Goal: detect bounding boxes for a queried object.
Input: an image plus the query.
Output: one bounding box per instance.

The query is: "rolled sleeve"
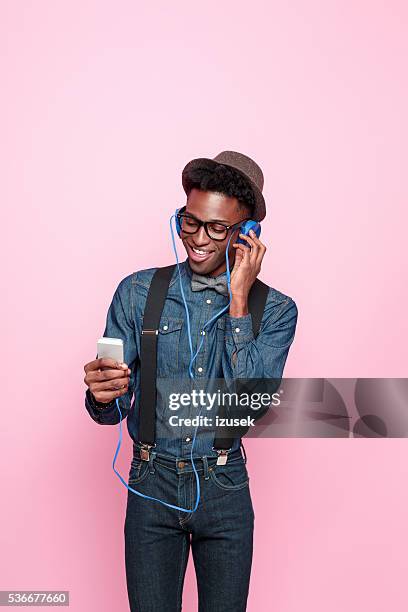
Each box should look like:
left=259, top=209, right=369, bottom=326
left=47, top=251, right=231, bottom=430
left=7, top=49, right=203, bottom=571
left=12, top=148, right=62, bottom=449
left=225, top=313, right=254, bottom=345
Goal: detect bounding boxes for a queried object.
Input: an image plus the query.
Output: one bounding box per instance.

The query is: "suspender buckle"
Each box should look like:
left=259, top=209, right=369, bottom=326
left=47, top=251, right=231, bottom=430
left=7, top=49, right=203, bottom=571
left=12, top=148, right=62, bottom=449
left=139, top=443, right=155, bottom=461
left=215, top=449, right=229, bottom=466
left=141, top=329, right=158, bottom=335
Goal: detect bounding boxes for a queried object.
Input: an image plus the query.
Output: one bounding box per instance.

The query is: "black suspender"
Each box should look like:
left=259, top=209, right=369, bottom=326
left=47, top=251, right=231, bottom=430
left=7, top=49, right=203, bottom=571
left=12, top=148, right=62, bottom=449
left=138, top=264, right=269, bottom=459
left=138, top=265, right=176, bottom=455
left=248, top=277, right=269, bottom=337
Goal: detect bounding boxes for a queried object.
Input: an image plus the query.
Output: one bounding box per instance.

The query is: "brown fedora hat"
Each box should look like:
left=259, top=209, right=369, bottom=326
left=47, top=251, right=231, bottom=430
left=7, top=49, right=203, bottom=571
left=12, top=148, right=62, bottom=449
left=181, top=150, right=266, bottom=221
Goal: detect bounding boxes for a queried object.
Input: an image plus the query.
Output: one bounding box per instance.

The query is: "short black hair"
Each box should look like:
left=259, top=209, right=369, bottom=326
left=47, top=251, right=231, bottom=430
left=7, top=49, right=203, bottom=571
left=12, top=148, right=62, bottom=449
left=184, top=163, right=256, bottom=216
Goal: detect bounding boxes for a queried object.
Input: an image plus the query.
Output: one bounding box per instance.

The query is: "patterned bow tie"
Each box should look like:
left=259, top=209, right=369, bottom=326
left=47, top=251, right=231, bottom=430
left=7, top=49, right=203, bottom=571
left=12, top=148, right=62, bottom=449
left=191, top=272, right=229, bottom=296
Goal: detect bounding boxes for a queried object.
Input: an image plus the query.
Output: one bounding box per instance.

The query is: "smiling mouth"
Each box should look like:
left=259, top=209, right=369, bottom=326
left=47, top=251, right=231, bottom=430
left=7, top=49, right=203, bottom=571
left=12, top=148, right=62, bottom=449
left=186, top=243, right=214, bottom=262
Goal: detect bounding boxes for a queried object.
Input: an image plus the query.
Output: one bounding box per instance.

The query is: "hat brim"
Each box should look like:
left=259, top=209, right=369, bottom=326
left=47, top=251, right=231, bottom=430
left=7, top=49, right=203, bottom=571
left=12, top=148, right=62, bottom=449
left=182, top=157, right=266, bottom=222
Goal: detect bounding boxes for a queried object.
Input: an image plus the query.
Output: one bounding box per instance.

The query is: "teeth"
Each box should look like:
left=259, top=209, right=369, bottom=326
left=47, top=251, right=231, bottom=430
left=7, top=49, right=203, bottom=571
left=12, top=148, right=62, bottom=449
left=192, top=247, right=208, bottom=255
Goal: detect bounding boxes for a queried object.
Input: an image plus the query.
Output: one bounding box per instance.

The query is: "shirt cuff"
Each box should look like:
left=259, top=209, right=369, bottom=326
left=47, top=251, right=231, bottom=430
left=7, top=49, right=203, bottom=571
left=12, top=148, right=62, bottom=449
left=85, top=388, right=117, bottom=422
left=226, top=313, right=254, bottom=345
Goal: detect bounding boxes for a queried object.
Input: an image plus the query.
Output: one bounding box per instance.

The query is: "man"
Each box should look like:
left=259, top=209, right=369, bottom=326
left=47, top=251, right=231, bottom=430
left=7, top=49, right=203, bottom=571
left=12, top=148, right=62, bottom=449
left=83, top=151, right=298, bottom=612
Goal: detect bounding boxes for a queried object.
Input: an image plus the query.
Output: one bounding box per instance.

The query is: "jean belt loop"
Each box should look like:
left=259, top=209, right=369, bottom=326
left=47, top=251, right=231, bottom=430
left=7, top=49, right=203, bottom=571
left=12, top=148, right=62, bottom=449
left=240, top=440, right=247, bottom=464
left=148, top=450, right=156, bottom=474
left=202, top=455, right=210, bottom=480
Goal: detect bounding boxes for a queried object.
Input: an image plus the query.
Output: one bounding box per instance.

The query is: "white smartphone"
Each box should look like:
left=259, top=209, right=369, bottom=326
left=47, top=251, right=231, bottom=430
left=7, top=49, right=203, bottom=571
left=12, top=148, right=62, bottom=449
left=97, top=337, right=124, bottom=363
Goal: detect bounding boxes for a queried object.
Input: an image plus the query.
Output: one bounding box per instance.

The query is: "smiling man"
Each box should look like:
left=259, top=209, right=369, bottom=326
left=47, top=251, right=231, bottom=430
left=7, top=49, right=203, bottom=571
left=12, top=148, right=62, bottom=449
left=179, top=187, right=265, bottom=319
left=83, top=151, right=298, bottom=612
left=181, top=188, right=252, bottom=276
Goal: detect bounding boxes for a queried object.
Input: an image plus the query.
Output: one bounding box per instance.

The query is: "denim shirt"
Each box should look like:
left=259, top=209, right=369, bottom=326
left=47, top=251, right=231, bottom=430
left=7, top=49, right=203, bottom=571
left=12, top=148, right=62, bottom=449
left=85, top=259, right=298, bottom=458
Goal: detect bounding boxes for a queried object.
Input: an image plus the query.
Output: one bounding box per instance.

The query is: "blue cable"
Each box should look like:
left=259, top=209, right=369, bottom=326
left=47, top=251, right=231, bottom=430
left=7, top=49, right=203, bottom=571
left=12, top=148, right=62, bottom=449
left=186, top=230, right=234, bottom=378
left=111, top=212, right=234, bottom=513
left=112, top=399, right=203, bottom=513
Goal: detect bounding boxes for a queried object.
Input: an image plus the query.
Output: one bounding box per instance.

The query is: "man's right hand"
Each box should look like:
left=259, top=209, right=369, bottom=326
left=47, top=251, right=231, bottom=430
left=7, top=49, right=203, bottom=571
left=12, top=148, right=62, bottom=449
left=84, top=358, right=131, bottom=405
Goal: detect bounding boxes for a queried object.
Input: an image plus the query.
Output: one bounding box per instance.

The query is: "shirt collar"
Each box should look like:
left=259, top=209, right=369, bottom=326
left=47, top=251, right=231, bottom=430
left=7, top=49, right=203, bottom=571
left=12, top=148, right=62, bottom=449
left=182, top=257, right=228, bottom=282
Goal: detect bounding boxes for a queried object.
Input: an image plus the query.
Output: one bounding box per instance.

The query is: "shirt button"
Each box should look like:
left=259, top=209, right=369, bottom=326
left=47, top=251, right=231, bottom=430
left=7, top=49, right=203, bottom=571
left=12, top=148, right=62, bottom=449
left=178, top=461, right=185, bottom=469
left=185, top=437, right=191, bottom=443
left=206, top=299, right=212, bottom=304
left=197, top=367, right=203, bottom=373
left=201, top=330, right=206, bottom=335
left=163, top=325, right=168, bottom=331
left=235, top=327, right=240, bottom=333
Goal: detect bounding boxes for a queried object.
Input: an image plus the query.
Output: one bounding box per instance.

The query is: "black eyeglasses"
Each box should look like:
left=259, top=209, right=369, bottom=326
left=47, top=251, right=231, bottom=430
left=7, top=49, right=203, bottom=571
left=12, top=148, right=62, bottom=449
left=176, top=207, right=249, bottom=241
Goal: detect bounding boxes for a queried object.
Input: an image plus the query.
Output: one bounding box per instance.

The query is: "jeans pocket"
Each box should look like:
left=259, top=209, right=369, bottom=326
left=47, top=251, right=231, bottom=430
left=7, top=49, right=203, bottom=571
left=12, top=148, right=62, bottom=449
left=128, top=458, right=150, bottom=485
left=209, top=458, right=249, bottom=491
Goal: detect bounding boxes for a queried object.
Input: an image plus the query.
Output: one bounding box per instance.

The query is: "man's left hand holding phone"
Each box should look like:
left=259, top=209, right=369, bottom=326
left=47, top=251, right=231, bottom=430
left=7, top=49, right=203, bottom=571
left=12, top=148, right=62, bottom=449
left=84, top=338, right=130, bottom=409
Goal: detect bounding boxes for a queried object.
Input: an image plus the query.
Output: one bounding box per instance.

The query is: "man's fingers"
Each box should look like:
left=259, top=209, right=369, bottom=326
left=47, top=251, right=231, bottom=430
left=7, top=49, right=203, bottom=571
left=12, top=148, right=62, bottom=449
left=91, top=376, right=130, bottom=394
left=92, top=387, right=129, bottom=403
left=248, top=230, right=263, bottom=246
left=247, top=231, right=261, bottom=265
left=98, top=357, right=128, bottom=370
left=84, top=357, right=128, bottom=374
left=238, top=233, right=256, bottom=249
left=232, top=244, right=244, bottom=264
left=234, top=242, right=251, bottom=265
left=248, top=229, right=266, bottom=250
left=248, top=230, right=266, bottom=267
left=231, top=231, right=267, bottom=278
left=87, top=367, right=130, bottom=381
left=250, top=233, right=266, bottom=252
left=232, top=243, right=248, bottom=256
left=238, top=234, right=260, bottom=265
left=85, top=358, right=117, bottom=373
left=84, top=367, right=131, bottom=387
left=256, top=249, right=266, bottom=268
left=255, top=241, right=267, bottom=267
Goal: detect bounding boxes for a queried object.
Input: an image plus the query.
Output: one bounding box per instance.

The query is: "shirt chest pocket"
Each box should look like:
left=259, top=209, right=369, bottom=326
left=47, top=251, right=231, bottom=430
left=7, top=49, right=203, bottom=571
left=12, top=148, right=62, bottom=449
left=156, top=317, right=184, bottom=377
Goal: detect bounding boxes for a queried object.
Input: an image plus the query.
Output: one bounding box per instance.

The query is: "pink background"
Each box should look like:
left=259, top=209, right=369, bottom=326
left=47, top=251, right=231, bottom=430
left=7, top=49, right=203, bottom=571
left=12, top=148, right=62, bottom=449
left=2, top=1, right=408, bottom=610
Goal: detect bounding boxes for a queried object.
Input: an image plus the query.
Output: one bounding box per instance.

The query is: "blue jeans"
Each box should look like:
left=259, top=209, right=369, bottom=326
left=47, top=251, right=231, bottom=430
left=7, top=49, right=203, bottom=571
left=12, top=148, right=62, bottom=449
left=124, top=444, right=255, bottom=612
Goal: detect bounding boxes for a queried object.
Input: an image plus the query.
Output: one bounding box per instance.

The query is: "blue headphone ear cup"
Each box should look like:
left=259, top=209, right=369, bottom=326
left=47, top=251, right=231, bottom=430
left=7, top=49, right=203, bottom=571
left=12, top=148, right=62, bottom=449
left=236, top=220, right=261, bottom=245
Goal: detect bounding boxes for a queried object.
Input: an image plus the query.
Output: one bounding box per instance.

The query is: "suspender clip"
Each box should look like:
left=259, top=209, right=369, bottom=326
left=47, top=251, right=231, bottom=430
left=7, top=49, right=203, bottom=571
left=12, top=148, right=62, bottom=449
left=215, top=449, right=229, bottom=466
left=139, top=443, right=155, bottom=461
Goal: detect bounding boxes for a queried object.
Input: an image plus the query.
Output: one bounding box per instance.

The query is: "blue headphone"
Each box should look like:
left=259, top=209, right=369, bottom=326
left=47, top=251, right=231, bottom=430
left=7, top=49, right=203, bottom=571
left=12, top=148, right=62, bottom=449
left=175, top=206, right=261, bottom=244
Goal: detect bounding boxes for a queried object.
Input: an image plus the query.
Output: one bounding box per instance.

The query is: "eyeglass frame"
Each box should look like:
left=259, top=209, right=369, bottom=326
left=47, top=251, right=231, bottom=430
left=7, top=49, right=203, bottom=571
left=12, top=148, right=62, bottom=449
left=176, top=206, right=250, bottom=242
